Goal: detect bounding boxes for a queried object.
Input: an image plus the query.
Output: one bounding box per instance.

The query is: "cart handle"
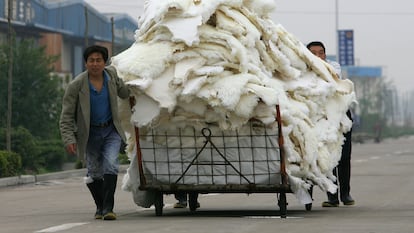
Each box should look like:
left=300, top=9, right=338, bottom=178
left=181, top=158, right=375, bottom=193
left=276, top=105, right=288, bottom=185
left=129, top=96, right=147, bottom=187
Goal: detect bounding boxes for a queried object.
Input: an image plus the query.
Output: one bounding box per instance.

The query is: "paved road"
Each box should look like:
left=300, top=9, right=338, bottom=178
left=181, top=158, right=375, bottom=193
left=1, top=137, right=414, bottom=233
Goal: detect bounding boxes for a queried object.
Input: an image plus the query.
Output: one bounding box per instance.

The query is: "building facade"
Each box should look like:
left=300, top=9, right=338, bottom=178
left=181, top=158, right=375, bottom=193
left=0, top=0, right=138, bottom=80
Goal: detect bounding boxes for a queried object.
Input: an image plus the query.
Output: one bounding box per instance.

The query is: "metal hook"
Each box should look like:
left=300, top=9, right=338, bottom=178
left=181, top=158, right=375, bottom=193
left=201, top=128, right=212, bottom=138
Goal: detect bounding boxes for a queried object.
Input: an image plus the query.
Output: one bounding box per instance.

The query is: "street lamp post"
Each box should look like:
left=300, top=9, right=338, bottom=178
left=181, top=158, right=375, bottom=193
left=7, top=0, right=14, bottom=151
left=335, top=0, right=339, bottom=62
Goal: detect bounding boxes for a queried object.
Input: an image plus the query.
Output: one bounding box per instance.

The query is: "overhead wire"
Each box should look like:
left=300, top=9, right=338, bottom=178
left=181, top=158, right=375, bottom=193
left=276, top=11, right=414, bottom=16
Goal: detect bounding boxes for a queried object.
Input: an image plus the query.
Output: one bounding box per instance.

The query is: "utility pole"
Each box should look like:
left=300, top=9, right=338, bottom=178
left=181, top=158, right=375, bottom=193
left=335, top=0, right=339, bottom=62
left=111, top=17, right=115, bottom=56
left=6, top=0, right=14, bottom=151
left=84, top=6, right=89, bottom=48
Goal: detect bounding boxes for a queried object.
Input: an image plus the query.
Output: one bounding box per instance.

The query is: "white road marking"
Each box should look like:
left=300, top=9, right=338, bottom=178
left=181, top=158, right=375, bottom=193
left=202, top=193, right=219, bottom=197
left=135, top=203, right=174, bottom=212
left=354, top=150, right=413, bottom=163
left=354, top=159, right=368, bottom=163
left=393, top=150, right=410, bottom=155
left=244, top=216, right=304, bottom=219
left=34, top=222, right=89, bottom=233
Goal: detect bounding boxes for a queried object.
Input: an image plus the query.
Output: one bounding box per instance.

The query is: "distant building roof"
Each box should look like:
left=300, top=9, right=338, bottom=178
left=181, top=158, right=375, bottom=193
left=103, top=13, right=137, bottom=23
left=343, top=66, right=382, bottom=78
left=0, top=0, right=137, bottom=44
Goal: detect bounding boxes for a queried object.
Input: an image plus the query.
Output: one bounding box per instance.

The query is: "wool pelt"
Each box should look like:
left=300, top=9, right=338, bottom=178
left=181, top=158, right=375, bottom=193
left=112, top=0, right=357, bottom=205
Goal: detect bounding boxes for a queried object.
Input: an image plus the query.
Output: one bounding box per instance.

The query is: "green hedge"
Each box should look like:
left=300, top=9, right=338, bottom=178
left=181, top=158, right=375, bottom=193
left=0, top=127, right=38, bottom=172
left=0, top=127, right=66, bottom=174
left=0, top=150, right=22, bottom=178
left=36, top=139, right=65, bottom=172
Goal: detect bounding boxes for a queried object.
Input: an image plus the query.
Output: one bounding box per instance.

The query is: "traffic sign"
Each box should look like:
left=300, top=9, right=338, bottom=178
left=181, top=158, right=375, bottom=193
left=338, top=30, right=354, bottom=66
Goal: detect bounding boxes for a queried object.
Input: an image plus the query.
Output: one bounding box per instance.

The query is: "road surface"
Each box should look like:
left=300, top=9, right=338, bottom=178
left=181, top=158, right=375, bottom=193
left=1, top=136, right=414, bottom=233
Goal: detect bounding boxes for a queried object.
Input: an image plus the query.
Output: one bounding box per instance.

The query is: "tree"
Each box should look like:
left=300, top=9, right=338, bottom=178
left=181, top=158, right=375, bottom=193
left=0, top=39, right=62, bottom=139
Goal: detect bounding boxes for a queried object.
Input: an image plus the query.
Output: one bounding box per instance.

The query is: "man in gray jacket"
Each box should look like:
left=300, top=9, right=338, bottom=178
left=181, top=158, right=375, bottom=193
left=59, top=45, right=130, bottom=220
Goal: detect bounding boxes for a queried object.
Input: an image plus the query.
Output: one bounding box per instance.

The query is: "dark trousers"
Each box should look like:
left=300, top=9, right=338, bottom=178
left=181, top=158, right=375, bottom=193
left=328, top=110, right=352, bottom=202
left=338, top=127, right=352, bottom=200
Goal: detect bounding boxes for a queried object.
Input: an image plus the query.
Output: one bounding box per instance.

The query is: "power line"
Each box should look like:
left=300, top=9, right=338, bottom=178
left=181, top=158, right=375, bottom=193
left=84, top=1, right=142, bottom=9
left=276, top=11, right=414, bottom=16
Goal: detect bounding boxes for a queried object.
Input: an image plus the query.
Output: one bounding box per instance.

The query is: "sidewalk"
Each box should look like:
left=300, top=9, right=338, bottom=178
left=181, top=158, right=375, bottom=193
left=0, top=164, right=129, bottom=188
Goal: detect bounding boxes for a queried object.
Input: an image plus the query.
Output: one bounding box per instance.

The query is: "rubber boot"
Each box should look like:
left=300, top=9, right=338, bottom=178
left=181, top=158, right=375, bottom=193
left=86, top=179, right=103, bottom=219
left=102, top=174, right=117, bottom=220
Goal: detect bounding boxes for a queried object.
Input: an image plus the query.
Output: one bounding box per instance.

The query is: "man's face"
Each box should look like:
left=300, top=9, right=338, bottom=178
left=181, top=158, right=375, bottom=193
left=309, top=45, right=326, bottom=61
left=85, top=52, right=106, bottom=77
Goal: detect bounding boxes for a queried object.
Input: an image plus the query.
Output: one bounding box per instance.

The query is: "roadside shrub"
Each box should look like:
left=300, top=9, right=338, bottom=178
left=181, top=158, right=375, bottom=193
left=0, top=128, right=67, bottom=174
left=0, top=150, right=22, bottom=177
left=35, top=139, right=65, bottom=173
left=119, top=153, right=130, bottom=165
left=75, top=159, right=83, bottom=169
left=0, top=127, right=38, bottom=173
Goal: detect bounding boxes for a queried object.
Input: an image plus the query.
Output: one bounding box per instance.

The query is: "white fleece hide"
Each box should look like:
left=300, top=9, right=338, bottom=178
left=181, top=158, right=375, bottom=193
left=160, top=15, right=202, bottom=46
left=114, top=0, right=357, bottom=206
left=130, top=94, right=161, bottom=128
left=143, top=66, right=177, bottom=111
left=173, top=57, right=206, bottom=86
left=112, top=42, right=177, bottom=87
left=243, top=0, right=277, bottom=17
left=180, top=75, right=207, bottom=97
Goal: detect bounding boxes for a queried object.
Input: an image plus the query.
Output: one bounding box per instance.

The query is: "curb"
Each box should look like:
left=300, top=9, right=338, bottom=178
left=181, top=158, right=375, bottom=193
left=0, top=165, right=129, bottom=188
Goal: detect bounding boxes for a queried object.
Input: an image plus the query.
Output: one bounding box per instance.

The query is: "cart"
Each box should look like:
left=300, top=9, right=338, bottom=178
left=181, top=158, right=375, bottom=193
left=129, top=97, right=312, bottom=218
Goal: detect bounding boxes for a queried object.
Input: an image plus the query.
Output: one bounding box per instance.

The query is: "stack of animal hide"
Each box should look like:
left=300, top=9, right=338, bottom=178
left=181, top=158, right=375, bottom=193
left=112, top=0, right=356, bottom=205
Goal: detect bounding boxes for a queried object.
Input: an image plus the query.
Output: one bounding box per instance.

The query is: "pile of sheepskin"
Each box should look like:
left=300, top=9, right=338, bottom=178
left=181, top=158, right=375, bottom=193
left=112, top=0, right=356, bottom=205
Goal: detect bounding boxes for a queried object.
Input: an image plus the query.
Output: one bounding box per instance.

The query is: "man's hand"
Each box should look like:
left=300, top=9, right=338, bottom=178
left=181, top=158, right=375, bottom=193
left=66, top=144, right=77, bottom=155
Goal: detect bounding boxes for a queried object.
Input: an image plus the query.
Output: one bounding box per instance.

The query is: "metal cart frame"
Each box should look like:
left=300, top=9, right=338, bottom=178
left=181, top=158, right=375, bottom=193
left=129, top=97, right=311, bottom=217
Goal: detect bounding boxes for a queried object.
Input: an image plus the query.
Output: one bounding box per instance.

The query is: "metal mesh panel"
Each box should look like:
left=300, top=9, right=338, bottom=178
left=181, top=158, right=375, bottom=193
left=138, top=121, right=281, bottom=186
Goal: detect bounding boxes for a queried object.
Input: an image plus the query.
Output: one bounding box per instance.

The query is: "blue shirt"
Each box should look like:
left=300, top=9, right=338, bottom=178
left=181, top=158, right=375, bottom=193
left=89, top=71, right=112, bottom=125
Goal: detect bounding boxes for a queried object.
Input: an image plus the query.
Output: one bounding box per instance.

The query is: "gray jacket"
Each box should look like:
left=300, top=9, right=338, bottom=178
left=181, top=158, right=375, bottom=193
left=59, top=65, right=130, bottom=160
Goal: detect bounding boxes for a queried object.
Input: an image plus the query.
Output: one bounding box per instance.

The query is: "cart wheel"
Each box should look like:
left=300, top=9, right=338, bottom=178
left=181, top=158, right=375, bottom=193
left=154, top=191, right=163, bottom=216
left=188, top=192, right=199, bottom=212
left=278, top=192, right=287, bottom=218
left=306, top=185, right=313, bottom=211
